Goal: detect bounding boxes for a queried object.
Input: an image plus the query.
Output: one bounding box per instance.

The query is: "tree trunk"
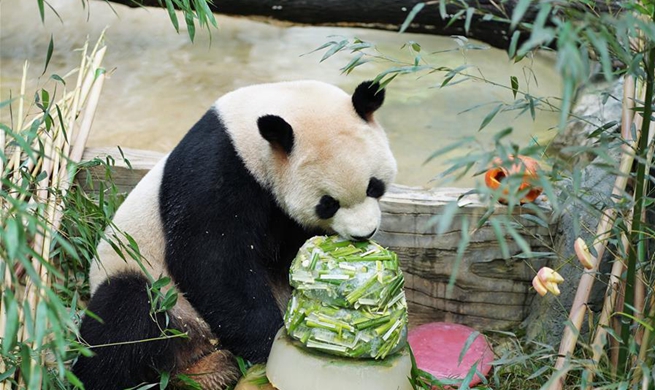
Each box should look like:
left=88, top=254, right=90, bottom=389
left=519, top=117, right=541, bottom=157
left=103, top=0, right=617, bottom=51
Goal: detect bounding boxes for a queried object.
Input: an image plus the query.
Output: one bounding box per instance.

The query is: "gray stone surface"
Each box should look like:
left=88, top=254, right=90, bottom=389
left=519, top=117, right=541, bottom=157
left=551, top=79, right=624, bottom=163
left=523, top=79, right=626, bottom=346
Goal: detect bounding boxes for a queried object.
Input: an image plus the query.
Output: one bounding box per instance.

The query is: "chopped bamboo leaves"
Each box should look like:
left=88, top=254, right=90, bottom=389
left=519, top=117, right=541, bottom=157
left=284, top=235, right=408, bottom=359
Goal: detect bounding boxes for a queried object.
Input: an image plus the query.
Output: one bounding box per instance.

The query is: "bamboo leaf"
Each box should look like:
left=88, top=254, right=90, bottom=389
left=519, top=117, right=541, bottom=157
left=458, top=362, right=480, bottom=390
left=50, top=73, right=66, bottom=85
left=160, top=371, right=170, bottom=389
left=194, top=0, right=217, bottom=28
left=586, top=31, right=613, bottom=82
left=424, top=136, right=475, bottom=164
left=510, top=0, right=532, bottom=30
left=349, top=42, right=373, bottom=52
left=160, top=290, right=179, bottom=311
left=479, top=104, right=503, bottom=131
left=458, top=331, right=481, bottom=364
left=430, top=200, right=460, bottom=235
left=493, top=127, right=513, bottom=143
left=510, top=76, right=519, bottom=99
left=164, top=0, right=180, bottom=33
left=446, top=9, right=466, bottom=29
left=447, top=217, right=470, bottom=295
left=38, top=0, right=45, bottom=22
left=2, top=291, right=19, bottom=355
left=34, top=300, right=48, bottom=349
left=490, top=219, right=510, bottom=259
left=304, top=41, right=338, bottom=56
left=340, top=53, right=368, bottom=75
left=42, top=35, right=54, bottom=76
left=0, top=97, right=17, bottom=109
left=237, top=356, right=249, bottom=375
left=184, top=10, right=196, bottom=42
left=4, top=217, right=22, bottom=260
left=506, top=222, right=532, bottom=258
left=464, top=7, right=474, bottom=35
left=527, top=365, right=550, bottom=380
left=441, top=64, right=473, bottom=87
left=559, top=77, right=575, bottom=130
left=0, top=365, right=16, bottom=382
left=378, top=73, right=399, bottom=90
left=152, top=276, right=171, bottom=291
left=400, top=3, right=425, bottom=34
left=519, top=213, right=548, bottom=228
left=174, top=374, right=202, bottom=389
left=508, top=31, right=520, bottom=59
left=321, top=40, right=348, bottom=62
left=65, top=371, right=85, bottom=389
left=528, top=95, right=536, bottom=120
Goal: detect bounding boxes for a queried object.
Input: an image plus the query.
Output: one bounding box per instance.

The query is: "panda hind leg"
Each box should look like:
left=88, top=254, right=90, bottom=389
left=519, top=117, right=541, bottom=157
left=74, top=272, right=240, bottom=389
left=74, top=271, right=178, bottom=389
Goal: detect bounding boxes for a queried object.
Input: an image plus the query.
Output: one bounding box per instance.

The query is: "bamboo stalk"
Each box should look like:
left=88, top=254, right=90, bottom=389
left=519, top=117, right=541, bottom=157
left=4, top=36, right=107, bottom=389
left=16, top=111, right=62, bottom=390
left=10, top=62, right=28, bottom=188
left=0, top=114, right=5, bottom=179
left=0, top=261, right=11, bottom=390
left=585, top=227, right=629, bottom=386
left=636, top=296, right=655, bottom=372
left=549, top=90, right=640, bottom=390
left=69, top=60, right=106, bottom=164
left=583, top=74, right=638, bottom=386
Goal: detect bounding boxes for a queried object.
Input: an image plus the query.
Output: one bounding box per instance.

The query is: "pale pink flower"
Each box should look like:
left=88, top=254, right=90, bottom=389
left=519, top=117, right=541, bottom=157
left=533, top=267, right=564, bottom=296
left=574, top=237, right=595, bottom=270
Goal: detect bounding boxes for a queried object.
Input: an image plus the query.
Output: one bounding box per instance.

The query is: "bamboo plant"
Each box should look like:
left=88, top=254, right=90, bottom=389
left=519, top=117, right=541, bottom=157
left=1, top=35, right=108, bottom=389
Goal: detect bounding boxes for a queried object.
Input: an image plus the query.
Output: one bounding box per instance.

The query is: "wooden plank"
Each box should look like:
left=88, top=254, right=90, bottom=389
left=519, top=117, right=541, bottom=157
left=79, top=146, right=554, bottom=331
left=77, top=147, right=165, bottom=194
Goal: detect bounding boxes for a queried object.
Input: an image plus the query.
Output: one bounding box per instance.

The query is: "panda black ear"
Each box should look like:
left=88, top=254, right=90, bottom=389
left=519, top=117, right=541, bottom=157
left=352, top=81, right=385, bottom=122
left=258, top=115, right=295, bottom=155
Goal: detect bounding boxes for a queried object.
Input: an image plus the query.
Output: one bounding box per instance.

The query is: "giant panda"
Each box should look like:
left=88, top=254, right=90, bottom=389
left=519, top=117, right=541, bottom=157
left=73, top=80, right=397, bottom=389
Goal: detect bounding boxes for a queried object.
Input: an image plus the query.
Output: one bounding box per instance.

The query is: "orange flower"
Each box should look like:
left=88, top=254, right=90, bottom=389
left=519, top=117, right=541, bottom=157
left=532, top=267, right=564, bottom=296
left=484, top=155, right=543, bottom=204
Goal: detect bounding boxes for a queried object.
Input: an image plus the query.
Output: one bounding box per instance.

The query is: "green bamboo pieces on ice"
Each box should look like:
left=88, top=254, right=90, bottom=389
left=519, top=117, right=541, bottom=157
left=284, top=235, right=408, bottom=359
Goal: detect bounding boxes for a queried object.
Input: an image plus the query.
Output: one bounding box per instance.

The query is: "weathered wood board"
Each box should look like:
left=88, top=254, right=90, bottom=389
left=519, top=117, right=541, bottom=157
left=79, top=147, right=553, bottom=331
left=380, top=186, right=552, bottom=330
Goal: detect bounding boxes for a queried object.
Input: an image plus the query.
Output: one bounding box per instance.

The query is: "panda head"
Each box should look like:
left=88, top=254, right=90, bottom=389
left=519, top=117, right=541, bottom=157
left=218, top=80, right=397, bottom=241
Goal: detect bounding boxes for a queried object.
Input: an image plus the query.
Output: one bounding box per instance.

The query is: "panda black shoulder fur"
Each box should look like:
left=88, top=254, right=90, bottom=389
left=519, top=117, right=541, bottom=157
left=74, top=80, right=397, bottom=389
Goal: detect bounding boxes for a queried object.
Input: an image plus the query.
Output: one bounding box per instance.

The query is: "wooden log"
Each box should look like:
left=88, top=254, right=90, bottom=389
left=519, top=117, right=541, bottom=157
left=79, top=146, right=553, bottom=330
left=103, top=0, right=617, bottom=51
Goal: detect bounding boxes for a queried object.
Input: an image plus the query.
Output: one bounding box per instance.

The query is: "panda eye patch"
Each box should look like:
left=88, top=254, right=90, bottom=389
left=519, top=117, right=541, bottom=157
left=316, top=195, right=340, bottom=219
left=366, top=177, right=386, bottom=198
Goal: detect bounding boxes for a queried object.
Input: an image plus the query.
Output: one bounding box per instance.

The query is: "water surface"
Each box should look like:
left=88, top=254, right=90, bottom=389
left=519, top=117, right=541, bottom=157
left=0, top=0, right=561, bottom=187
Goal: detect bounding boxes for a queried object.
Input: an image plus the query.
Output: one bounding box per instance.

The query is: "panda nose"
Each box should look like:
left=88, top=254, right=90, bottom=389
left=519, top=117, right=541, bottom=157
left=351, top=230, right=376, bottom=241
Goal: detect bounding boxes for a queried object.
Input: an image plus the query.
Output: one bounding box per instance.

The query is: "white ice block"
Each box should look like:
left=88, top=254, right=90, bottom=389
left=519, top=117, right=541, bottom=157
left=266, top=328, right=413, bottom=390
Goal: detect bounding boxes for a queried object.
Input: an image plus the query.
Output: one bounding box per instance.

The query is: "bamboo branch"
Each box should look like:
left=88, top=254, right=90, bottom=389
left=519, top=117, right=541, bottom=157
left=549, top=88, right=640, bottom=389
left=584, top=74, right=637, bottom=385
left=585, top=222, right=629, bottom=386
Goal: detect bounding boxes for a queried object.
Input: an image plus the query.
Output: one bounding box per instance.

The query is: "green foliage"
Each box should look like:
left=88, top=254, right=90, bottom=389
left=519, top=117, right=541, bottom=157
left=0, top=2, right=218, bottom=387
left=154, top=0, right=218, bottom=42
left=313, top=0, right=655, bottom=388
left=6, top=0, right=655, bottom=389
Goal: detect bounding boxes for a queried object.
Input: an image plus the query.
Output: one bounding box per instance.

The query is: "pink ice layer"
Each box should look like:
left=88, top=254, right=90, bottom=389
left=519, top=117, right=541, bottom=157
left=407, top=322, right=494, bottom=386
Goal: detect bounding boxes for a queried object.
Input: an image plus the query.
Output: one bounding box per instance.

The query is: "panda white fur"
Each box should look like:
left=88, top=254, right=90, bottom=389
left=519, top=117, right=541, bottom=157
left=74, top=80, right=397, bottom=389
